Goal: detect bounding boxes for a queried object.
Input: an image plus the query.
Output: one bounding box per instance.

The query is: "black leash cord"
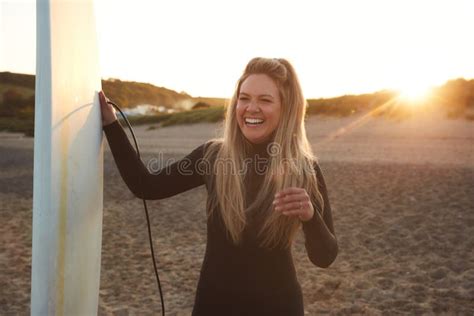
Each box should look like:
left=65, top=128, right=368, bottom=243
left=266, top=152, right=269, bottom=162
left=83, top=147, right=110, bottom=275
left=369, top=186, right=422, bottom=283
left=107, top=100, right=166, bottom=316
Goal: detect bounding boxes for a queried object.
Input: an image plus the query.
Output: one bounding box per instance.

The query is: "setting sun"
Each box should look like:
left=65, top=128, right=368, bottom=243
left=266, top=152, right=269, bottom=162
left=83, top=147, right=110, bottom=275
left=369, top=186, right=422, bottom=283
left=397, top=86, right=433, bottom=103
left=393, top=78, right=435, bottom=104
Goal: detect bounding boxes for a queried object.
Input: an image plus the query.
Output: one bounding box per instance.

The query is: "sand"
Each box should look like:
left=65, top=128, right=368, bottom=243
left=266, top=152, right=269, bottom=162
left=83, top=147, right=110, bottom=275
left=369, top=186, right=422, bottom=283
left=1, top=113, right=473, bottom=315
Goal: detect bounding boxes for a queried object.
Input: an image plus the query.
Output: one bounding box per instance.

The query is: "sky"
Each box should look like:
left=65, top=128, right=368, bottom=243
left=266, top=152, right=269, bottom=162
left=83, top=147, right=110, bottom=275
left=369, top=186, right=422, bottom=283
left=1, top=0, right=473, bottom=99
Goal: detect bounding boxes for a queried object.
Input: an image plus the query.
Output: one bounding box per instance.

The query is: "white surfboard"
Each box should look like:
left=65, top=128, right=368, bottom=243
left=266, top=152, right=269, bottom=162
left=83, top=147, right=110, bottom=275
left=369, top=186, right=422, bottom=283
left=31, top=0, right=103, bottom=314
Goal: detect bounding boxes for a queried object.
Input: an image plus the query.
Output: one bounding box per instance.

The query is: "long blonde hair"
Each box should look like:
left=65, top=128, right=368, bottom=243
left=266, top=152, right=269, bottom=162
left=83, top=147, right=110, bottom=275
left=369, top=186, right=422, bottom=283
left=203, top=57, right=324, bottom=250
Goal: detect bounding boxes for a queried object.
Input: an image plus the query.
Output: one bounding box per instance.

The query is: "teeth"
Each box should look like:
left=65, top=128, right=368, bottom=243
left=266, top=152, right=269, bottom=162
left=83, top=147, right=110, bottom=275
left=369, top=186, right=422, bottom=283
left=245, top=118, right=264, bottom=124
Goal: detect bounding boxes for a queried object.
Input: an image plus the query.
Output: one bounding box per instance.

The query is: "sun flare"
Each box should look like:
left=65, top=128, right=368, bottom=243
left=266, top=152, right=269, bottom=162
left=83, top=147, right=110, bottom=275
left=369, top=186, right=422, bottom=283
left=395, top=82, right=433, bottom=104
left=398, top=87, right=430, bottom=101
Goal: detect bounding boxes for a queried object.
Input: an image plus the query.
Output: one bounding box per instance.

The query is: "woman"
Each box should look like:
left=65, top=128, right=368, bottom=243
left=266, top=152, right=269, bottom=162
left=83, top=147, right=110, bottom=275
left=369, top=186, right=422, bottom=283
left=100, top=57, right=338, bottom=315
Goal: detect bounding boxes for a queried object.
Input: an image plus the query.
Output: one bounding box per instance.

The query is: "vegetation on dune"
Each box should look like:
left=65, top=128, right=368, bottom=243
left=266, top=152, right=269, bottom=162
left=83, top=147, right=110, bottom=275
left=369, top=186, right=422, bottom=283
left=307, top=91, right=396, bottom=116
left=0, top=84, right=35, bottom=136
left=122, top=106, right=225, bottom=127
left=435, top=78, right=474, bottom=119
left=0, top=72, right=35, bottom=90
left=160, top=106, right=225, bottom=127
left=0, top=71, right=473, bottom=137
left=101, top=78, right=190, bottom=109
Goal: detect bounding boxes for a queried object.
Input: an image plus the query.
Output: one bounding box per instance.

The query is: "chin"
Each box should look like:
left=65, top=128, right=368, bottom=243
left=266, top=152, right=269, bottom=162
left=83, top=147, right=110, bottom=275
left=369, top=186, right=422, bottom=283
left=245, top=135, right=267, bottom=144
left=239, top=125, right=271, bottom=144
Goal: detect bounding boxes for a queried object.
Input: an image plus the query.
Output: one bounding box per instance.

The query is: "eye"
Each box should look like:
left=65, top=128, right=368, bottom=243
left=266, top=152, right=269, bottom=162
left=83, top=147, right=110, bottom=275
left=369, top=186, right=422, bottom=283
left=239, top=96, right=249, bottom=101
left=262, top=99, right=272, bottom=103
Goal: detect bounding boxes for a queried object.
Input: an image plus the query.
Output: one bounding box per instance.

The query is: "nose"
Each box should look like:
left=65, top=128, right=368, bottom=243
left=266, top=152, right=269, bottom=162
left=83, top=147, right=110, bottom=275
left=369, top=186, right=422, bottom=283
left=246, top=100, right=261, bottom=113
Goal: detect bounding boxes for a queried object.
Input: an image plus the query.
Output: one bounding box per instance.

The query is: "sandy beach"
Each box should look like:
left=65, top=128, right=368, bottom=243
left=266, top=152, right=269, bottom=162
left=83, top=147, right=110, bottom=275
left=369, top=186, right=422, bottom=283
left=1, top=113, right=473, bottom=315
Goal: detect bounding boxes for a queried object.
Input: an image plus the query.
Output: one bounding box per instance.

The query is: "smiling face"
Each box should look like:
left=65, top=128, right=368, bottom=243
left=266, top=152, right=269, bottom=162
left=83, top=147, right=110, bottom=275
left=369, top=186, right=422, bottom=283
left=236, top=74, right=282, bottom=144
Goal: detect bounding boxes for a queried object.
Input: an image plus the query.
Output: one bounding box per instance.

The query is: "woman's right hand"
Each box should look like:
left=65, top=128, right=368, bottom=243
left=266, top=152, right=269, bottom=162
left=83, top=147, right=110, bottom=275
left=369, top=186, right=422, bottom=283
left=99, top=90, right=118, bottom=127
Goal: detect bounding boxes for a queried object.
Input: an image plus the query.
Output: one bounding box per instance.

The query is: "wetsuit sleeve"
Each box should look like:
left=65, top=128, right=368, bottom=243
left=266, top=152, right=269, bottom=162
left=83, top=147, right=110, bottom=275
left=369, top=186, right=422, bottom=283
left=103, top=120, right=206, bottom=200
left=301, top=162, right=338, bottom=268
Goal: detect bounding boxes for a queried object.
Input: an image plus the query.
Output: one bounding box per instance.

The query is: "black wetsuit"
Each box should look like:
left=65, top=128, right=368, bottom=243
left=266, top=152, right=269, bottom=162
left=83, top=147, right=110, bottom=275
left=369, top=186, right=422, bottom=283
left=103, top=120, right=337, bottom=316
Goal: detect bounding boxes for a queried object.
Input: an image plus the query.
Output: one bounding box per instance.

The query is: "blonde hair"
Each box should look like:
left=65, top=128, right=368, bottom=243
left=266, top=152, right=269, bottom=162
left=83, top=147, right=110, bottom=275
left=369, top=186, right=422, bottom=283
left=203, top=57, right=324, bottom=249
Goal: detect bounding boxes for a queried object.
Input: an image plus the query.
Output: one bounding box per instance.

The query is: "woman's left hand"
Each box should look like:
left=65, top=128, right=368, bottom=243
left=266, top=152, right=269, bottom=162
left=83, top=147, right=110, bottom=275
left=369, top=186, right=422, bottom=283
left=273, top=187, right=314, bottom=222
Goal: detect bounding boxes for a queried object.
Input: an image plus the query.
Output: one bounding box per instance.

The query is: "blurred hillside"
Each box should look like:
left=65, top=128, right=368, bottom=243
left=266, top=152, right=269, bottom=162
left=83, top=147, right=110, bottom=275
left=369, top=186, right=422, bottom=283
left=0, top=71, right=473, bottom=136
left=0, top=72, right=226, bottom=110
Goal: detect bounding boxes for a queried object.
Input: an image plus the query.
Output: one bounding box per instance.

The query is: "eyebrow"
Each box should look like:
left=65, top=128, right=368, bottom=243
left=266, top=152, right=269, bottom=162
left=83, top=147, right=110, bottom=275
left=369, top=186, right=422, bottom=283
left=239, top=92, right=274, bottom=99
